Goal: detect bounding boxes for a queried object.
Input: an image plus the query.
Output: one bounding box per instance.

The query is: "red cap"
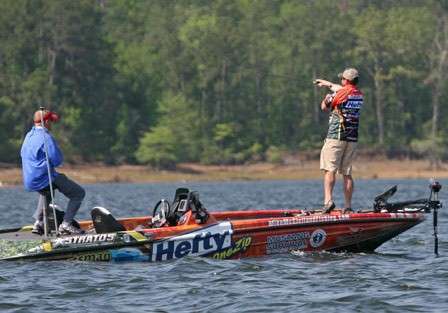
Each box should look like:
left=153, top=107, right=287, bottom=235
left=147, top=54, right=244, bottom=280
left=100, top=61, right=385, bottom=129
left=33, top=110, right=59, bottom=124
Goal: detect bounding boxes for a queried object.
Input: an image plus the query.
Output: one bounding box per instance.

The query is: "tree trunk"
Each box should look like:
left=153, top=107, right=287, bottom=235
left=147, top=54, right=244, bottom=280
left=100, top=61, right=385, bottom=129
left=48, top=48, right=56, bottom=86
left=255, top=63, right=265, bottom=143
left=373, top=69, right=385, bottom=145
left=312, top=68, right=319, bottom=124
left=431, top=83, right=440, bottom=139
left=428, top=10, right=448, bottom=169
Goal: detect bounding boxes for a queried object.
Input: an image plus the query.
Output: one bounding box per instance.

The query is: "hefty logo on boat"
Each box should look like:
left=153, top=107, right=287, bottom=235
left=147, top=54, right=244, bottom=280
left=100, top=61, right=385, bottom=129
left=150, top=222, right=233, bottom=262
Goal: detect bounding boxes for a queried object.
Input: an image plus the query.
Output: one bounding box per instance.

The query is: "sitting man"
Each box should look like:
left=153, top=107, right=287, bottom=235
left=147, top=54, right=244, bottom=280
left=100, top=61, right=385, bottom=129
left=20, top=109, right=85, bottom=235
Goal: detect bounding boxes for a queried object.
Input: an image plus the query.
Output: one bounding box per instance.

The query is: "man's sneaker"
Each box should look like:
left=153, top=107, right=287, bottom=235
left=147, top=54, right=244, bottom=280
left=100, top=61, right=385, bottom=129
left=32, top=221, right=44, bottom=235
left=343, top=208, right=354, bottom=214
left=323, top=201, right=336, bottom=214
left=58, top=222, right=82, bottom=235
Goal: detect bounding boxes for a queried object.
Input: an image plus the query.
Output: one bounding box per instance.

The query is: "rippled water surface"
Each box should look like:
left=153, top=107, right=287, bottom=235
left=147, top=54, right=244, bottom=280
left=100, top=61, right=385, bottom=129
left=0, top=179, right=447, bottom=313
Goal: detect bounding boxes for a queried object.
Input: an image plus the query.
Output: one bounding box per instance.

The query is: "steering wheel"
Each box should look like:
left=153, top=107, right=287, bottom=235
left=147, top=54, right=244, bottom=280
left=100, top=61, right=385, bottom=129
left=151, top=199, right=172, bottom=228
left=153, top=199, right=170, bottom=217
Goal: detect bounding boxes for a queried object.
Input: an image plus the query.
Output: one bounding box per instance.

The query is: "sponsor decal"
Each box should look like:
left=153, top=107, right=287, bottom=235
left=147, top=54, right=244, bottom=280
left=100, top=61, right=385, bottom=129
left=310, top=229, right=327, bottom=248
left=52, top=233, right=116, bottom=248
left=212, top=237, right=252, bottom=259
left=72, top=251, right=112, bottom=262
left=150, top=222, right=233, bottom=262
left=266, top=232, right=310, bottom=254
left=268, top=215, right=349, bottom=227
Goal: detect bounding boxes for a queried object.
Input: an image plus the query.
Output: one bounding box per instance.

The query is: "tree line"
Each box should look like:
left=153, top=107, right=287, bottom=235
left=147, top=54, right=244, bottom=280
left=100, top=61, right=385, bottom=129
left=0, top=0, right=446, bottom=168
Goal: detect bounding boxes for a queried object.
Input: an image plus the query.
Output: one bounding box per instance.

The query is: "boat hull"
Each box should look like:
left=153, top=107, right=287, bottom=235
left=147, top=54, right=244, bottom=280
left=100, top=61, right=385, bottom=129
left=0, top=211, right=425, bottom=262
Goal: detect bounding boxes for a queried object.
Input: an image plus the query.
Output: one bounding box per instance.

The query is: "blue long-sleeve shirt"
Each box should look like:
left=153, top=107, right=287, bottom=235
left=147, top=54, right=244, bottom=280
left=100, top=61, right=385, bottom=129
left=20, top=126, right=63, bottom=191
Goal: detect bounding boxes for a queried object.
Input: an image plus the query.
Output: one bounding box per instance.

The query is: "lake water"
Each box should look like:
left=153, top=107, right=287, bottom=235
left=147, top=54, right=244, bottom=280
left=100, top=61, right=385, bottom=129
left=0, top=179, right=446, bottom=313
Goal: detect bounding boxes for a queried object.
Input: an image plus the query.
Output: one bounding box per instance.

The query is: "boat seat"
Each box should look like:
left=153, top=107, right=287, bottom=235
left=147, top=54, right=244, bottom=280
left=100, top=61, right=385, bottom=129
left=91, top=207, right=126, bottom=233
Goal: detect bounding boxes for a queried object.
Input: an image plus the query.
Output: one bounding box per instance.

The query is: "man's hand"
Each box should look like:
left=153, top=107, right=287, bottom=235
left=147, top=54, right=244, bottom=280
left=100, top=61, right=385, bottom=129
left=314, top=79, right=332, bottom=88
left=314, top=79, right=343, bottom=92
left=320, top=94, right=333, bottom=112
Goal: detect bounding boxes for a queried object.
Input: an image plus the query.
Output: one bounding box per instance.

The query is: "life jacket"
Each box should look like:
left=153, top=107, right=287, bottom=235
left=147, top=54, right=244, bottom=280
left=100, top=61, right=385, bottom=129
left=326, top=84, right=363, bottom=142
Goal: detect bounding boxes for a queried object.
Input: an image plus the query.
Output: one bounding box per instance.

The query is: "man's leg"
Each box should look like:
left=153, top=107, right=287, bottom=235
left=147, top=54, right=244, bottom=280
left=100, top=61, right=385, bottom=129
left=324, top=170, right=336, bottom=205
left=33, top=194, right=46, bottom=222
left=343, top=175, right=354, bottom=209
left=53, top=174, right=85, bottom=223
left=32, top=191, right=51, bottom=234
left=340, top=142, right=357, bottom=210
left=33, top=188, right=52, bottom=221
left=321, top=139, right=343, bottom=208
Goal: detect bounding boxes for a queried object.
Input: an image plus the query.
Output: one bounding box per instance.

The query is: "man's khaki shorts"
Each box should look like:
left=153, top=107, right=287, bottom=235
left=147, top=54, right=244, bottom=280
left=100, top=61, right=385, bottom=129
left=320, top=138, right=357, bottom=175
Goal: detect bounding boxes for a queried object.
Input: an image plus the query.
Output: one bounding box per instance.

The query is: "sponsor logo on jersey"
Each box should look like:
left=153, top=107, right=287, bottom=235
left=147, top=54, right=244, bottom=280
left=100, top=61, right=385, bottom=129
left=344, top=100, right=362, bottom=109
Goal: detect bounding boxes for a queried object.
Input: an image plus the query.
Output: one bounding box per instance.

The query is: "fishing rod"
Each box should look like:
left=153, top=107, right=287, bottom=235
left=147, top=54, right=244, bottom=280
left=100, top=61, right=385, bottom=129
left=39, top=107, right=59, bottom=237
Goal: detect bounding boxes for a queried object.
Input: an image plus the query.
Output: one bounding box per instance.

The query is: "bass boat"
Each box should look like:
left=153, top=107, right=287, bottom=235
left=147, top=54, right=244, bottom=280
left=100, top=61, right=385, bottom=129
left=0, top=182, right=442, bottom=262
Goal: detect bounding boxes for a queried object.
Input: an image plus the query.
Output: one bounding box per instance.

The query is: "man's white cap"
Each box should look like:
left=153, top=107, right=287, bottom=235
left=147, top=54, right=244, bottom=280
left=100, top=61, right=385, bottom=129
left=338, top=68, right=359, bottom=81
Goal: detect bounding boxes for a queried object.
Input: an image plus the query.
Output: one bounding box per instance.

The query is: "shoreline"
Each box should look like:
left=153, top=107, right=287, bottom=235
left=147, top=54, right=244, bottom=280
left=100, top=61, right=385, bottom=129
left=0, top=159, right=445, bottom=187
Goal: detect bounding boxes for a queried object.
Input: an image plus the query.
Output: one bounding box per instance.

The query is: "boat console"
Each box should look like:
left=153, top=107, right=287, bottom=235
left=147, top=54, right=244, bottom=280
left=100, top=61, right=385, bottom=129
left=151, top=188, right=211, bottom=228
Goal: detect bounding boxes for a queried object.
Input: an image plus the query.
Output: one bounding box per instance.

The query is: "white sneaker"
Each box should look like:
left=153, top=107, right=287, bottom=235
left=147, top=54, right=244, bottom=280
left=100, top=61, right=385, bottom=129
left=32, top=221, right=44, bottom=235
left=58, top=222, right=82, bottom=235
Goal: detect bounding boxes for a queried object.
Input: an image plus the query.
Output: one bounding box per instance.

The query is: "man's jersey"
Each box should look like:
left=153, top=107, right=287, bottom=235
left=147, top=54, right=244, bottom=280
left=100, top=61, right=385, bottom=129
left=326, top=84, right=363, bottom=142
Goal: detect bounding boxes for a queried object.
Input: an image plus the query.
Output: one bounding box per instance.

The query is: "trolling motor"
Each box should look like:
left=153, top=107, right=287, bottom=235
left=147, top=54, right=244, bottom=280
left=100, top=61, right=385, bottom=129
left=373, top=182, right=442, bottom=256
left=429, top=181, right=442, bottom=256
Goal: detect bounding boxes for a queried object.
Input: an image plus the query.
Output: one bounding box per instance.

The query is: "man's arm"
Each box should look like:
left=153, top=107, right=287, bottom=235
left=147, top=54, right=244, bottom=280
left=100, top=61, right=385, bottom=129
left=321, top=94, right=334, bottom=112
left=314, top=79, right=342, bottom=92
left=46, top=134, right=63, bottom=167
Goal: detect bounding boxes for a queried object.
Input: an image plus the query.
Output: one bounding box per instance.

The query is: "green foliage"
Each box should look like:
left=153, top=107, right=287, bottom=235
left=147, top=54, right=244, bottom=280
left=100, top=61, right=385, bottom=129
left=0, top=0, right=447, bottom=165
left=248, top=142, right=264, bottom=162
left=266, top=146, right=284, bottom=165
left=410, top=136, right=446, bottom=159
left=135, top=92, right=200, bottom=168
left=135, top=126, right=177, bottom=169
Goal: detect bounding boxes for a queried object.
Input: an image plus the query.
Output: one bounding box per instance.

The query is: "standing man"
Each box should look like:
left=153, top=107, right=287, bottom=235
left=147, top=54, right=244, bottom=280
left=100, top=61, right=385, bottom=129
left=314, top=68, right=363, bottom=213
left=21, top=109, right=85, bottom=235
